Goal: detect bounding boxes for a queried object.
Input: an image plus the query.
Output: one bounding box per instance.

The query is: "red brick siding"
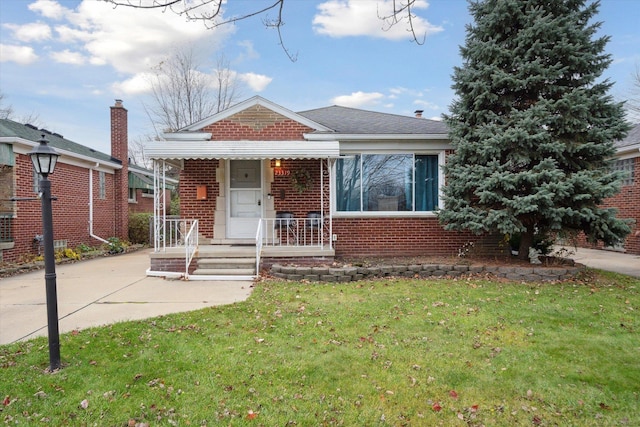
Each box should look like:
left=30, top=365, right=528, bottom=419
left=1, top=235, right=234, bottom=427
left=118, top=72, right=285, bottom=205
left=3, top=155, right=118, bottom=262
left=128, top=189, right=172, bottom=214
left=332, top=217, right=501, bottom=258
left=203, top=106, right=313, bottom=140
left=271, top=159, right=324, bottom=217
left=587, top=157, right=640, bottom=255
left=179, top=159, right=219, bottom=238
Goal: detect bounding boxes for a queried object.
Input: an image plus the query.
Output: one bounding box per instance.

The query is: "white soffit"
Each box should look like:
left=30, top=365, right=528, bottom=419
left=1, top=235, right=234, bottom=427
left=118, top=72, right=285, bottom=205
left=145, top=140, right=340, bottom=160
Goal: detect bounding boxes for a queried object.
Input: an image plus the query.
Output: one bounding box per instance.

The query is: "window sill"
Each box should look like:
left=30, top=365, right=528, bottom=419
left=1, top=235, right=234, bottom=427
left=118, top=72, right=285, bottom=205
left=332, top=211, right=438, bottom=218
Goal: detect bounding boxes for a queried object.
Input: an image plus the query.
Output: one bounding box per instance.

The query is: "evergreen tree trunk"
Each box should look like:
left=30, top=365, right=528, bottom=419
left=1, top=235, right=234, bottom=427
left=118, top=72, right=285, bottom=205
left=518, top=229, right=534, bottom=261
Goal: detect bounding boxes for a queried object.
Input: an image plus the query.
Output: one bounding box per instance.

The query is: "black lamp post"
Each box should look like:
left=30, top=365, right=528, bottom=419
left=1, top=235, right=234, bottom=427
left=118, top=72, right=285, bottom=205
left=28, top=135, right=61, bottom=371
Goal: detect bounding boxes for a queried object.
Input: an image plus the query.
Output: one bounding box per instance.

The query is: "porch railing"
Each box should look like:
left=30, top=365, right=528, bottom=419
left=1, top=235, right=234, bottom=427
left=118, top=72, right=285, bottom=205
left=153, top=217, right=198, bottom=251
left=255, top=219, right=263, bottom=274
left=259, top=217, right=330, bottom=249
left=184, top=220, right=199, bottom=279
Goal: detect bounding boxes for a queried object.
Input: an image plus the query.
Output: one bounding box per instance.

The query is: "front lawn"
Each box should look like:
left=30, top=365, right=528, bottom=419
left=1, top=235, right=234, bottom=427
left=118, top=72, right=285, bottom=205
left=1, top=271, right=638, bottom=426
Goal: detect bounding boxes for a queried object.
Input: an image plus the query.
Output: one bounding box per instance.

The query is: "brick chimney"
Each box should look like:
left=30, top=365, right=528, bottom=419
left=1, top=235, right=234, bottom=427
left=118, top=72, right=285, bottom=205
left=110, top=99, right=129, bottom=241
left=414, top=110, right=424, bottom=118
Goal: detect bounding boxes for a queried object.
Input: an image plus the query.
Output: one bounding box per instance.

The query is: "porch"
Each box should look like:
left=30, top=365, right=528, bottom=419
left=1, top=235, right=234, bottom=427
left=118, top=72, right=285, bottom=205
left=147, top=217, right=335, bottom=280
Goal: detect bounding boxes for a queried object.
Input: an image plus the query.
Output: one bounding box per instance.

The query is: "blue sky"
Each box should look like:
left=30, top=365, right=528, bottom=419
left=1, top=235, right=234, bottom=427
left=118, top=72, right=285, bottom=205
left=1, top=0, right=639, bottom=155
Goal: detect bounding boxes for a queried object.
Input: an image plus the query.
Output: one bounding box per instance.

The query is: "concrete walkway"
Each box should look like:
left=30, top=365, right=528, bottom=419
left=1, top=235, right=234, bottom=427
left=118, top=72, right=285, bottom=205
left=1, top=246, right=638, bottom=346
left=556, top=246, right=640, bottom=278
left=0, top=249, right=253, bottom=345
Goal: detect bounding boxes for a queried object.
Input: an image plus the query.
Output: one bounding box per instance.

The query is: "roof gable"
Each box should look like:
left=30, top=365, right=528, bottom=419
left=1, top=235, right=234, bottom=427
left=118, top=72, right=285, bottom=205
left=180, top=96, right=333, bottom=133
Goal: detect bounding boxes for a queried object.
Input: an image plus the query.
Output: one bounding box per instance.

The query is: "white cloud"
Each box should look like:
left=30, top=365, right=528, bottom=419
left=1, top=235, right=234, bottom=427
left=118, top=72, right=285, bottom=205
left=413, top=99, right=440, bottom=110
left=28, top=0, right=67, bottom=20
left=3, top=22, right=52, bottom=42
left=0, top=44, right=39, bottom=65
left=50, top=49, right=86, bottom=65
left=332, top=91, right=385, bottom=108
left=313, top=0, right=442, bottom=40
left=111, top=72, right=154, bottom=95
left=239, top=72, right=272, bottom=92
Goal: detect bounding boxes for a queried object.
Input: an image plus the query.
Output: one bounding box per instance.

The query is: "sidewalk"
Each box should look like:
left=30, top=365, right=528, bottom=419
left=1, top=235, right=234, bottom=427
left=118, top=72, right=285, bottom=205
left=0, top=249, right=253, bottom=345
left=557, top=246, right=640, bottom=278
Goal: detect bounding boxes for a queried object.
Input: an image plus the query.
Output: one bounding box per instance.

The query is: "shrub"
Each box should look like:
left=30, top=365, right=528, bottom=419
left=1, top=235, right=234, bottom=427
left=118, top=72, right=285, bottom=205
left=104, top=237, right=127, bottom=254
left=128, top=212, right=152, bottom=244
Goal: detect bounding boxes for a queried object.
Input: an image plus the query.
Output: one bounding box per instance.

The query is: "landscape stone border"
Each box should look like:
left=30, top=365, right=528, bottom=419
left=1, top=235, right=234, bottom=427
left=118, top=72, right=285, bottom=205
left=269, top=262, right=584, bottom=282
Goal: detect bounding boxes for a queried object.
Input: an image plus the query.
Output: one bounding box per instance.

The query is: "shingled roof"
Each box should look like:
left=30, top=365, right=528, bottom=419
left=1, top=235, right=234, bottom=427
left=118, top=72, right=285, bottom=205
left=0, top=118, right=119, bottom=165
left=615, top=123, right=640, bottom=150
left=297, top=105, right=448, bottom=135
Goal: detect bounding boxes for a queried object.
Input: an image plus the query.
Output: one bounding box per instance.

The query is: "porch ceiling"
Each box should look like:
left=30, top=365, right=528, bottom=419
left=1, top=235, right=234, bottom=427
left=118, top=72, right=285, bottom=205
left=146, top=140, right=340, bottom=160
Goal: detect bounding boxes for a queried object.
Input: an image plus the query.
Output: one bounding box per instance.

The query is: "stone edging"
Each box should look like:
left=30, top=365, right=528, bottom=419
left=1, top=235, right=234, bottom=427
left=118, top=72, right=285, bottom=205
left=270, top=263, right=584, bottom=283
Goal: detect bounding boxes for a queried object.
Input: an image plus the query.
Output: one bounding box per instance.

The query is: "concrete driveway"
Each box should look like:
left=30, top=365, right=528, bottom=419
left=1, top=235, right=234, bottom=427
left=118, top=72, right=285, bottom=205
left=0, top=249, right=253, bottom=345
left=556, top=246, right=640, bottom=278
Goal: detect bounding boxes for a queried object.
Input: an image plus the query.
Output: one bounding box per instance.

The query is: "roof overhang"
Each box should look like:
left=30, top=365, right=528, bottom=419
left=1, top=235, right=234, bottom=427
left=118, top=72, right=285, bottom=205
left=146, top=140, right=340, bottom=160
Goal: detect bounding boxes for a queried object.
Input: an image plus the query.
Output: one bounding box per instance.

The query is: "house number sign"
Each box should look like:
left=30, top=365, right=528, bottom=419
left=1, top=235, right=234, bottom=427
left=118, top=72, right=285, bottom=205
left=274, top=169, right=291, bottom=176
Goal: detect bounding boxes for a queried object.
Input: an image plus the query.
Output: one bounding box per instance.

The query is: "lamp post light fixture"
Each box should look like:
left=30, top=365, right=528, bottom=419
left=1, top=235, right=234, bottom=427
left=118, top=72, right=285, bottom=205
left=28, top=135, right=61, bottom=371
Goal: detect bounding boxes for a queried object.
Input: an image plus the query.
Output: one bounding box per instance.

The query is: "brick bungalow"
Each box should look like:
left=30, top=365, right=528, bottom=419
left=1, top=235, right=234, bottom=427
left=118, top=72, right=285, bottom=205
left=0, top=100, right=172, bottom=263
left=146, top=96, right=494, bottom=279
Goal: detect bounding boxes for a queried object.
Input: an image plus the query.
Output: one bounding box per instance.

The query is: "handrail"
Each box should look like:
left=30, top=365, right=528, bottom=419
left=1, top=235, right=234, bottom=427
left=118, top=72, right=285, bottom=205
left=255, top=219, right=263, bottom=275
left=183, top=220, right=199, bottom=279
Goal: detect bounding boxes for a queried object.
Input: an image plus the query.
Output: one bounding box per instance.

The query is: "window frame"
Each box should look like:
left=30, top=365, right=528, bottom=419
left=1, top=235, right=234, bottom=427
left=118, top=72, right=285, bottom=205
left=332, top=150, right=445, bottom=217
left=613, top=157, right=635, bottom=187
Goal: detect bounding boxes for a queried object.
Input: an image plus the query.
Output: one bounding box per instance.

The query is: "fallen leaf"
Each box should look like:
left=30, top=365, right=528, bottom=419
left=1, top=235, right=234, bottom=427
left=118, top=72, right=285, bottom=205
left=80, top=399, right=89, bottom=409
left=247, top=410, right=257, bottom=420
left=2, top=396, right=10, bottom=406
left=470, top=404, right=479, bottom=413
left=432, top=402, right=442, bottom=412
left=449, top=390, right=458, bottom=399
left=599, top=402, right=612, bottom=410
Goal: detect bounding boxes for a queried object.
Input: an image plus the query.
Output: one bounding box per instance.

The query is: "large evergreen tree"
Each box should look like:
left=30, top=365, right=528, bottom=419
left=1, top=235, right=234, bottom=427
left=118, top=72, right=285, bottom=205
left=439, top=0, right=631, bottom=259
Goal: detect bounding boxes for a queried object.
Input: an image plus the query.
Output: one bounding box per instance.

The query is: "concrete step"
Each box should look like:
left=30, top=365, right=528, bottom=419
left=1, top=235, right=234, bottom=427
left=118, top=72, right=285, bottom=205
left=192, top=268, right=255, bottom=276
left=197, top=258, right=256, bottom=270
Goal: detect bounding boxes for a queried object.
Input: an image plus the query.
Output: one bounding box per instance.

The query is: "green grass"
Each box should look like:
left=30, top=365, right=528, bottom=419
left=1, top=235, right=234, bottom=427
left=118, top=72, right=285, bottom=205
left=1, top=270, right=638, bottom=426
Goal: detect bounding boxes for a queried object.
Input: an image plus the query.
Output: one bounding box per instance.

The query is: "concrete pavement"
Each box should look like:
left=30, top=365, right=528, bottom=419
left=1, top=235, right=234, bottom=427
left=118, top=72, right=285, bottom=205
left=556, top=246, right=640, bottom=278
left=1, top=246, right=638, bottom=346
left=0, top=249, right=253, bottom=345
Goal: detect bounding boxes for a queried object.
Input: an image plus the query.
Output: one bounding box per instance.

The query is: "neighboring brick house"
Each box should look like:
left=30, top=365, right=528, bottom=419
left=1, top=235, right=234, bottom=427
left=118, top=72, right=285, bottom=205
left=128, top=163, right=177, bottom=215
left=0, top=100, right=166, bottom=263
left=600, top=124, right=640, bottom=255
left=146, top=96, right=498, bottom=278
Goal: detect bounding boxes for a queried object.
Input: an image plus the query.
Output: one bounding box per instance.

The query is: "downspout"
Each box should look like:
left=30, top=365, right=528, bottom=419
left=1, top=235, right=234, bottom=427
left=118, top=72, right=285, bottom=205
left=89, top=164, right=108, bottom=243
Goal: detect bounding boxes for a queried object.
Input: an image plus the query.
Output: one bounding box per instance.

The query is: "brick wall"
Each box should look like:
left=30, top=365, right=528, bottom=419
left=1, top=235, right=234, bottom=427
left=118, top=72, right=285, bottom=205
left=179, top=159, right=219, bottom=238
left=128, top=189, right=172, bottom=214
left=271, top=159, right=324, bottom=218
left=3, top=155, right=118, bottom=262
left=203, top=105, right=313, bottom=140
left=590, top=157, right=640, bottom=255
left=331, top=217, right=502, bottom=258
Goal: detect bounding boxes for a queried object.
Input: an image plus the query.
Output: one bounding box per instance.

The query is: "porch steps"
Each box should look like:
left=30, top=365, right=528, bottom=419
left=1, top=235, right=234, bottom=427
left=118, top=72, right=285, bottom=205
left=189, top=248, right=256, bottom=280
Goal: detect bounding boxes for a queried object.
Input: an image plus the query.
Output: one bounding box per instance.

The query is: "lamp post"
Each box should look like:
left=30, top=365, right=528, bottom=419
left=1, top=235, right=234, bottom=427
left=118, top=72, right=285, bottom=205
left=28, top=135, right=61, bottom=371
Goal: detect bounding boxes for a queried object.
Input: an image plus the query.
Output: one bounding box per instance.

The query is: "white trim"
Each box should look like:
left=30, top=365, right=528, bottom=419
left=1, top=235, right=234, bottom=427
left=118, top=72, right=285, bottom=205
left=146, top=140, right=340, bottom=160
left=161, top=132, right=212, bottom=140
left=181, top=96, right=334, bottom=133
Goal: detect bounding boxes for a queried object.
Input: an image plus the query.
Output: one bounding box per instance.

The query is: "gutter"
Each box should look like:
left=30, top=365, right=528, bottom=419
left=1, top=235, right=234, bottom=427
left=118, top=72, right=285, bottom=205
left=88, top=164, right=108, bottom=244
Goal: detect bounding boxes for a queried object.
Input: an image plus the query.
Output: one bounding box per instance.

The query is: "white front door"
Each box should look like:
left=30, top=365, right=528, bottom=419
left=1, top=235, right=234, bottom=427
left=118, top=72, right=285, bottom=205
left=227, top=160, right=262, bottom=239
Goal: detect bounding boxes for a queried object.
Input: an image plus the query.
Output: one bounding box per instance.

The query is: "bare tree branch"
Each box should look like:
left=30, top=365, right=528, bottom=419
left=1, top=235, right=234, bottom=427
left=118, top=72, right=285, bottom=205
left=102, top=0, right=420, bottom=60
left=378, top=0, right=426, bottom=45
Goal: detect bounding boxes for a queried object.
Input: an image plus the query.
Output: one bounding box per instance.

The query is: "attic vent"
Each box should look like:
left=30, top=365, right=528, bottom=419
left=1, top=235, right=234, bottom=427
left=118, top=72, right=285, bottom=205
left=52, top=132, right=63, bottom=138
left=25, top=123, right=38, bottom=130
